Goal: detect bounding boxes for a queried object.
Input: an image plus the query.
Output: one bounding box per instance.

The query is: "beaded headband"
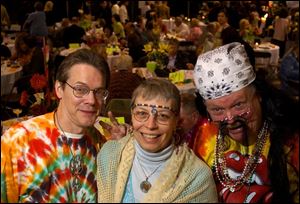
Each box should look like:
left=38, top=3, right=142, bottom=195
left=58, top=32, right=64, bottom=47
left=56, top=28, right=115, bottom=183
left=132, top=103, right=177, bottom=114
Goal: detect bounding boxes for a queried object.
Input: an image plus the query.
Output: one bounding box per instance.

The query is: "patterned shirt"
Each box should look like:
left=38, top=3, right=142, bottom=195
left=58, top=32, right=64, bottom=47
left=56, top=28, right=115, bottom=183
left=193, top=123, right=299, bottom=203
left=1, top=112, right=106, bottom=202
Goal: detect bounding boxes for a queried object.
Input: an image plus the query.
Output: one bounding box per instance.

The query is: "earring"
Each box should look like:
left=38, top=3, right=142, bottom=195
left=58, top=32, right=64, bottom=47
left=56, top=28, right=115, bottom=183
left=207, top=113, right=212, bottom=123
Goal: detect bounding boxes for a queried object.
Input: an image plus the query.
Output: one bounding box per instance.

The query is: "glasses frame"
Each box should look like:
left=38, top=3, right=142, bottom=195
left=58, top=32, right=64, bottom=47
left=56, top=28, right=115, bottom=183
left=64, top=81, right=109, bottom=100
left=131, top=103, right=177, bottom=125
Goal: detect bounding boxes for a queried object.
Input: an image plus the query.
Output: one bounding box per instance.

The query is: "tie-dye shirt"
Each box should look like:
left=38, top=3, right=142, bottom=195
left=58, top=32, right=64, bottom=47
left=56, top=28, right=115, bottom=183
left=1, top=112, right=106, bottom=203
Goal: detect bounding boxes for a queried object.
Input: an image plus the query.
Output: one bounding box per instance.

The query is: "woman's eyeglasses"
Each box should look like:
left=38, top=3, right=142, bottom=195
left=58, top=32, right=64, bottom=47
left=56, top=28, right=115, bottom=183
left=131, top=103, right=177, bottom=125
left=64, top=81, right=109, bottom=100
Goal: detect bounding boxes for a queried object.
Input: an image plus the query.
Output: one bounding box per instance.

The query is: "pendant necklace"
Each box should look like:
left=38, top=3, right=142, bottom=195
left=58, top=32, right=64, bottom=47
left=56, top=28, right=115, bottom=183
left=136, top=156, right=162, bottom=193
left=55, top=111, right=83, bottom=193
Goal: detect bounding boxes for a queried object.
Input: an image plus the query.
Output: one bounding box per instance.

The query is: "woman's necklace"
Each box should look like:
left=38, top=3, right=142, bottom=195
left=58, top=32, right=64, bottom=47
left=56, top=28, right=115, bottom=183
left=55, top=111, right=84, bottom=193
left=136, top=156, right=162, bottom=193
left=214, top=120, right=269, bottom=193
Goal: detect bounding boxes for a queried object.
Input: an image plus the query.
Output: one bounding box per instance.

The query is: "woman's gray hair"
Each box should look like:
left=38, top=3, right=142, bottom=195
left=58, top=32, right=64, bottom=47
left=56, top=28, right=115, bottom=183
left=131, top=78, right=181, bottom=114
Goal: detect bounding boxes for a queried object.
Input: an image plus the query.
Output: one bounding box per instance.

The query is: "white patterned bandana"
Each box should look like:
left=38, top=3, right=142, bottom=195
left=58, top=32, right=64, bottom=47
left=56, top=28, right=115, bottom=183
left=194, top=42, right=256, bottom=100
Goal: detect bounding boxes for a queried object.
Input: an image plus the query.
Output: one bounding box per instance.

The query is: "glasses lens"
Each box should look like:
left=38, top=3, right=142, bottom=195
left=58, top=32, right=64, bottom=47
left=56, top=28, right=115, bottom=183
left=133, top=109, right=150, bottom=122
left=156, top=112, right=173, bottom=124
left=73, top=85, right=89, bottom=97
left=132, top=108, right=174, bottom=125
left=95, top=89, right=109, bottom=100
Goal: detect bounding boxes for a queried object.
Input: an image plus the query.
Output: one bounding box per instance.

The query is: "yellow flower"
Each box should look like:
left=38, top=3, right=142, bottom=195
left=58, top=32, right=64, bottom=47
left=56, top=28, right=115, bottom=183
left=33, top=92, right=45, bottom=105
left=143, top=42, right=154, bottom=53
left=158, top=42, right=170, bottom=53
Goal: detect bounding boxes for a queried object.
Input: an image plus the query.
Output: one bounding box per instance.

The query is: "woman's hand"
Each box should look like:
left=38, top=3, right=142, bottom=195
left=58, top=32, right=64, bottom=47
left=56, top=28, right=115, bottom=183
left=99, top=111, right=131, bottom=140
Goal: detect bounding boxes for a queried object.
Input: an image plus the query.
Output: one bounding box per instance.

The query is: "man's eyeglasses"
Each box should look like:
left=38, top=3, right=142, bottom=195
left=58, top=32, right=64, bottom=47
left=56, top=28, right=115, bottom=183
left=131, top=103, right=177, bottom=125
left=64, top=81, right=109, bottom=100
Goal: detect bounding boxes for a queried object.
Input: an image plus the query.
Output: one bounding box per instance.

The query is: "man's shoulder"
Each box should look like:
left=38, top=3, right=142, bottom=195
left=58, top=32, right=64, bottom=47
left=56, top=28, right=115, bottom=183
left=1, top=113, right=55, bottom=142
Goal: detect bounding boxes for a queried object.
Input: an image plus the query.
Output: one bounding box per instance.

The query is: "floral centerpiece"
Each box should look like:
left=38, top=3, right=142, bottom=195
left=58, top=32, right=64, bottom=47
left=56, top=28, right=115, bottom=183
left=20, top=74, right=58, bottom=116
left=143, top=41, right=170, bottom=70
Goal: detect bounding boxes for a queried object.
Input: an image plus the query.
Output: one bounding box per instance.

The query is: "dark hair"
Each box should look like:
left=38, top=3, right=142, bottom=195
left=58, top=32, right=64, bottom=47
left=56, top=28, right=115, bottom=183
left=252, top=77, right=298, bottom=203
left=112, top=14, right=121, bottom=22
left=34, top=1, right=43, bottom=11
left=15, top=32, right=37, bottom=56
left=279, top=8, right=289, bottom=18
left=55, top=49, right=110, bottom=89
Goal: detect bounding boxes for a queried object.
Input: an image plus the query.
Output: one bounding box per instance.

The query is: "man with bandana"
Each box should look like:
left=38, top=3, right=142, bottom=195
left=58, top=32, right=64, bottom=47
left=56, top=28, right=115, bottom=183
left=193, top=42, right=299, bottom=203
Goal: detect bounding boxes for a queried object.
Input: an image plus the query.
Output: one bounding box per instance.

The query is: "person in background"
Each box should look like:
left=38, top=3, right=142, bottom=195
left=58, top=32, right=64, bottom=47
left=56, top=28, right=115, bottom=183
left=173, top=16, right=190, bottom=38
left=140, top=1, right=150, bottom=18
left=0, top=33, right=11, bottom=58
left=193, top=42, right=299, bottom=203
left=119, top=0, right=129, bottom=24
left=44, top=1, right=55, bottom=28
left=166, top=38, right=194, bottom=71
left=187, top=18, right=203, bottom=44
left=111, top=1, right=120, bottom=16
left=156, top=1, right=170, bottom=19
left=271, top=7, right=290, bottom=58
left=23, top=1, right=48, bottom=45
left=97, top=78, right=218, bottom=203
left=215, top=9, right=232, bottom=48
left=177, top=92, right=208, bottom=149
left=196, top=21, right=220, bottom=56
left=239, top=18, right=258, bottom=46
left=145, top=2, right=157, bottom=24
left=95, top=0, right=112, bottom=32
left=124, top=22, right=147, bottom=63
left=1, top=49, right=124, bottom=202
left=62, top=17, right=85, bottom=48
left=279, top=43, right=299, bottom=97
left=111, top=14, right=125, bottom=39
left=11, top=32, right=45, bottom=77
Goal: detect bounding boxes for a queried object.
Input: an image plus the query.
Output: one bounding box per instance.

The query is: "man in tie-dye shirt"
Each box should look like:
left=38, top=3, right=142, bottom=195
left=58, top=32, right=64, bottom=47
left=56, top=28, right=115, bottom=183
left=1, top=49, right=114, bottom=202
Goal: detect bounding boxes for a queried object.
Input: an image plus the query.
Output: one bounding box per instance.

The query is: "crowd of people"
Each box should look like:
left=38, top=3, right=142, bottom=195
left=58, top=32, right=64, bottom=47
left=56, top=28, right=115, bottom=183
left=1, top=1, right=299, bottom=203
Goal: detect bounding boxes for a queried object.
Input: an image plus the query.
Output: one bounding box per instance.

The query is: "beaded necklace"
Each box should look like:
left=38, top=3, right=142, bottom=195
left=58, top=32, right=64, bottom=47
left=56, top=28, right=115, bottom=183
left=214, top=120, right=269, bottom=193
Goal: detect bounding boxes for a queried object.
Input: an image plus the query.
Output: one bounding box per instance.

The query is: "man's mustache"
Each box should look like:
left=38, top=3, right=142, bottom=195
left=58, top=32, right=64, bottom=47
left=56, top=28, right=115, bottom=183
left=219, top=115, right=248, bottom=134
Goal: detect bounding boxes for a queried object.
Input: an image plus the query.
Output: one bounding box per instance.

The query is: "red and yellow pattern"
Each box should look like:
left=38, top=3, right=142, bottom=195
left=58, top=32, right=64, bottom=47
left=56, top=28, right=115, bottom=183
left=1, top=112, right=106, bottom=202
left=193, top=123, right=299, bottom=203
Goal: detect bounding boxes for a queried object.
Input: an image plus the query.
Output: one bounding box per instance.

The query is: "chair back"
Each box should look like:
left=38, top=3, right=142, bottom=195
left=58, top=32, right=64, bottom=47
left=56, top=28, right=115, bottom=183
left=105, top=98, right=132, bottom=124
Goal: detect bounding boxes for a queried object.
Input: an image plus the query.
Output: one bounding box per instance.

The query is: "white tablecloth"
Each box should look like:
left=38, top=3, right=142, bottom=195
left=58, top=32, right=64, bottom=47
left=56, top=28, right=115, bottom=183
left=1, top=62, right=22, bottom=96
left=254, top=43, right=280, bottom=66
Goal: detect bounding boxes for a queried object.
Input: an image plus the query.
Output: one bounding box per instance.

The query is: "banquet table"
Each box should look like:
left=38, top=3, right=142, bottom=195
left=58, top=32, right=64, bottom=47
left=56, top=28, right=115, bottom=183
left=1, top=62, right=22, bottom=96
left=253, top=43, right=280, bottom=66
